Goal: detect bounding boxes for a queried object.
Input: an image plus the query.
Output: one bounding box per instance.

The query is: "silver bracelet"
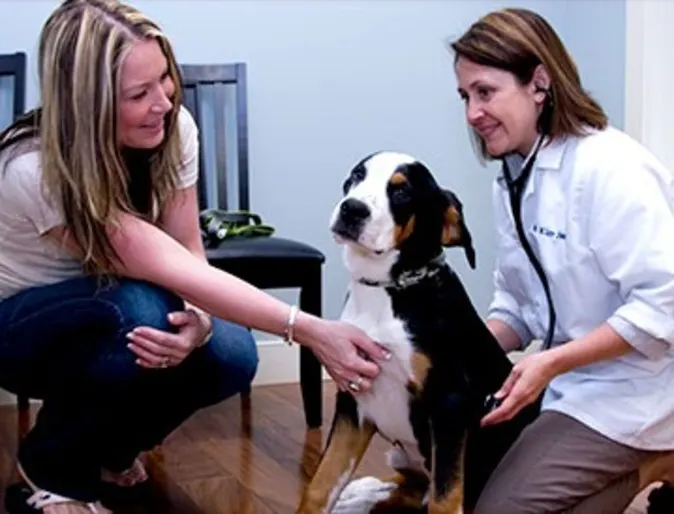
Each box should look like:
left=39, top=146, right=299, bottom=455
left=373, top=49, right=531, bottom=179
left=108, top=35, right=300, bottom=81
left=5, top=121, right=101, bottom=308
left=283, top=305, right=299, bottom=345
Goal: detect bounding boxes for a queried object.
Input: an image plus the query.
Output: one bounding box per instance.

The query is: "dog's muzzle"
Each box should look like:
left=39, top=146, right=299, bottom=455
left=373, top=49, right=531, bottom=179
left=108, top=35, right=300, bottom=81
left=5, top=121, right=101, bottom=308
left=332, top=198, right=370, bottom=241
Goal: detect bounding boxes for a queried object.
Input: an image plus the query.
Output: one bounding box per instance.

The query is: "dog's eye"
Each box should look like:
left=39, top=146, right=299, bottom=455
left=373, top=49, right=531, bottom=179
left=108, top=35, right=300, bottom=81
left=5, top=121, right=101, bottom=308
left=343, top=167, right=366, bottom=194
left=391, top=185, right=411, bottom=204
left=352, top=167, right=366, bottom=181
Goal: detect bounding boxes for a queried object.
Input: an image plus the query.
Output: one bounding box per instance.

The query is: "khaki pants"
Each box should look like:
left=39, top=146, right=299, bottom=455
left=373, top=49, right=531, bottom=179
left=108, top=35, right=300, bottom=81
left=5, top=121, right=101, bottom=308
left=466, top=408, right=653, bottom=514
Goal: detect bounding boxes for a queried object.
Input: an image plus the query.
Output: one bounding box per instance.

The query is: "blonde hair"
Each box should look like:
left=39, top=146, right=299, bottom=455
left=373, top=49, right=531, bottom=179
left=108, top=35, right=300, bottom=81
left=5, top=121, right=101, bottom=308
left=0, top=0, right=184, bottom=274
left=449, top=8, right=607, bottom=160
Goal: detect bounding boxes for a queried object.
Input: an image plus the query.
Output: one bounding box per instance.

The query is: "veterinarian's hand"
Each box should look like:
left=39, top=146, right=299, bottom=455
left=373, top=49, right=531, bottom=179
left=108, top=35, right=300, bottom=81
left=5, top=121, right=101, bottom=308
left=305, top=319, right=391, bottom=394
left=481, top=351, right=558, bottom=427
left=127, top=308, right=212, bottom=369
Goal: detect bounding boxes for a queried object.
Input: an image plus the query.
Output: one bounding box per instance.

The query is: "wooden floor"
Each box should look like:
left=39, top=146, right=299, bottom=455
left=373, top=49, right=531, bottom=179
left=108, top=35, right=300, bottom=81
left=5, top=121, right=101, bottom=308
left=0, top=382, right=652, bottom=513
left=0, top=383, right=392, bottom=513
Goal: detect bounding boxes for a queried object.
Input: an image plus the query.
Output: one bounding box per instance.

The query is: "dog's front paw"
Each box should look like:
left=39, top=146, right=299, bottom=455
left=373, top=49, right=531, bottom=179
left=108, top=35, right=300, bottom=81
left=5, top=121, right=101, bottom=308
left=332, top=476, right=396, bottom=513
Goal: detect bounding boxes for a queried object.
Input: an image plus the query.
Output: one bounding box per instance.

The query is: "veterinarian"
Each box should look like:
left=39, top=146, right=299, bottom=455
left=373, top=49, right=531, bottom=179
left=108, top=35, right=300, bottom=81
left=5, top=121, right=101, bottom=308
left=0, top=1, right=388, bottom=512
left=451, top=7, right=674, bottom=514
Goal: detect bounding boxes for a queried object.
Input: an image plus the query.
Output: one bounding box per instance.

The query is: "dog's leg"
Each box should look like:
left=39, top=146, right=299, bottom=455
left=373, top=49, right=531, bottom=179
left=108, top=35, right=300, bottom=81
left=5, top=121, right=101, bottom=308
left=333, top=445, right=429, bottom=514
left=370, top=448, right=430, bottom=513
left=297, top=391, right=376, bottom=514
left=427, top=392, right=469, bottom=514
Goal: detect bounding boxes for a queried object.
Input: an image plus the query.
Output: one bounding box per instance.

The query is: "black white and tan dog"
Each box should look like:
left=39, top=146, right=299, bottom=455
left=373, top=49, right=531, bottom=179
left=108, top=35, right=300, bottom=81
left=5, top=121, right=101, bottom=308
left=297, top=151, right=513, bottom=513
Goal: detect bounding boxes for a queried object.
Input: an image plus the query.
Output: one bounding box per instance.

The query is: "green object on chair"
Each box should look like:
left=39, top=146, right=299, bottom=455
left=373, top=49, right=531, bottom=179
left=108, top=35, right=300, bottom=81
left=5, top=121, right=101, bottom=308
left=199, top=209, right=275, bottom=248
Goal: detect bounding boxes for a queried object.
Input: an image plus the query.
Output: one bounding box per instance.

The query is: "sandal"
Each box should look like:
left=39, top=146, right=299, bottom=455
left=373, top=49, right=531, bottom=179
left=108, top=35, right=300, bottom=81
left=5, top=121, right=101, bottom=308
left=100, top=458, right=148, bottom=488
left=5, top=464, right=112, bottom=514
left=199, top=209, right=274, bottom=248
left=98, top=458, right=152, bottom=507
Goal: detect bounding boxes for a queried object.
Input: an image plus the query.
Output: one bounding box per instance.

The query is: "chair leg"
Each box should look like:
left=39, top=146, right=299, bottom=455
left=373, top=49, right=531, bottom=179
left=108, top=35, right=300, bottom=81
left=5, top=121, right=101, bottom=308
left=17, top=394, right=29, bottom=412
left=300, top=346, right=322, bottom=428
left=299, top=267, right=323, bottom=429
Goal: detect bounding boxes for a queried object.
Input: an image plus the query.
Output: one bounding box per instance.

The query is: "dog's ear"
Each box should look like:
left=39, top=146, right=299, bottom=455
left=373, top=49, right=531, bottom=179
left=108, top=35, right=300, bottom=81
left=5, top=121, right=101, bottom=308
left=441, top=189, right=476, bottom=269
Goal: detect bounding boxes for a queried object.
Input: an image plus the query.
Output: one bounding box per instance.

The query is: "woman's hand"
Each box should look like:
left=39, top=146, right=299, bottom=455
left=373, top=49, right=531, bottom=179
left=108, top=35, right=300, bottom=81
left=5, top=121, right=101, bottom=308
left=127, top=308, right=212, bottom=369
left=481, top=351, right=559, bottom=427
left=297, top=315, right=391, bottom=394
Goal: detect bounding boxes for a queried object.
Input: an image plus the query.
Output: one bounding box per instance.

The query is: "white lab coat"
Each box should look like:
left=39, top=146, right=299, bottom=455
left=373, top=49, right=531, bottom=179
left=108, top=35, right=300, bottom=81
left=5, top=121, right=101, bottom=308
left=488, top=125, right=674, bottom=450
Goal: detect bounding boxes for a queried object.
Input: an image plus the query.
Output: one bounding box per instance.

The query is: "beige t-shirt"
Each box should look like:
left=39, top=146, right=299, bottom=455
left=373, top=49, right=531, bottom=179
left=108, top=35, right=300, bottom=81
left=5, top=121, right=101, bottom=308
left=0, top=105, right=199, bottom=301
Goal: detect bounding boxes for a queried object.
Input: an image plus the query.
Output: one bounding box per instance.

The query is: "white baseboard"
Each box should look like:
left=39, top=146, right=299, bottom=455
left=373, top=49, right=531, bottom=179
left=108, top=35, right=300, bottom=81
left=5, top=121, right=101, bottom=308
left=0, top=337, right=324, bottom=406
left=252, top=338, right=330, bottom=386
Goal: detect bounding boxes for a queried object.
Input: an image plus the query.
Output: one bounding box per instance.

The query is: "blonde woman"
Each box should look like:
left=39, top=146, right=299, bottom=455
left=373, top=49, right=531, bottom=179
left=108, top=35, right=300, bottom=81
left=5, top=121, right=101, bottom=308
left=451, top=8, right=674, bottom=514
left=0, top=1, right=387, bottom=512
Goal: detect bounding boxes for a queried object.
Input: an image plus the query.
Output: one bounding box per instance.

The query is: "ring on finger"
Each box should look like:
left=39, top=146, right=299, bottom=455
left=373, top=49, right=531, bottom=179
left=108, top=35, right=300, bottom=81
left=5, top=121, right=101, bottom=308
left=160, top=357, right=169, bottom=368
left=348, top=375, right=364, bottom=392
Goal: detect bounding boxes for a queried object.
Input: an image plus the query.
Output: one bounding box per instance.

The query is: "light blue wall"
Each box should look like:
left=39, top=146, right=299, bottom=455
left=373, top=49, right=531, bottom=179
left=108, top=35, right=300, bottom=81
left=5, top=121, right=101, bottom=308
left=561, top=0, right=625, bottom=128
left=0, top=0, right=625, bottom=322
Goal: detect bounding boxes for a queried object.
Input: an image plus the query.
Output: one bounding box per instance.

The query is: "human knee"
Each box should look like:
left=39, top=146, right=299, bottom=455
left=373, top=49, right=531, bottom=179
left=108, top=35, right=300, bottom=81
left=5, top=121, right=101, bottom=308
left=107, top=279, right=184, bottom=331
left=79, top=280, right=184, bottom=390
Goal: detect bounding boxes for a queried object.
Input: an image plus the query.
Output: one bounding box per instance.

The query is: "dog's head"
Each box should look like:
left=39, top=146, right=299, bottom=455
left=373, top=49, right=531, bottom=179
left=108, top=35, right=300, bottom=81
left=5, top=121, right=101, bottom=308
left=330, top=151, right=475, bottom=279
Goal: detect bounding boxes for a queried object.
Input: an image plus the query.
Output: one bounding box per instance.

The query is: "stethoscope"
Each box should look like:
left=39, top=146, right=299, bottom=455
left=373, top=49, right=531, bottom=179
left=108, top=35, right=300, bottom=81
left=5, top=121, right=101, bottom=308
left=483, top=88, right=556, bottom=414
left=500, top=87, right=556, bottom=352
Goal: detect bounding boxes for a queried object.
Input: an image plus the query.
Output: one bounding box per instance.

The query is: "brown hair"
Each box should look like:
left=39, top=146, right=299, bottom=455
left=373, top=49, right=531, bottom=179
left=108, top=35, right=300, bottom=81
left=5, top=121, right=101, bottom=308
left=449, top=8, right=607, bottom=159
left=0, top=0, right=184, bottom=275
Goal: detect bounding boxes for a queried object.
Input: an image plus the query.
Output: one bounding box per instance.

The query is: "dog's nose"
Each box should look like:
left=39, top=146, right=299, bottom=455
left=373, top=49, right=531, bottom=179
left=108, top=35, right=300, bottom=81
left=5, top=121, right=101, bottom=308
left=340, top=198, right=370, bottom=222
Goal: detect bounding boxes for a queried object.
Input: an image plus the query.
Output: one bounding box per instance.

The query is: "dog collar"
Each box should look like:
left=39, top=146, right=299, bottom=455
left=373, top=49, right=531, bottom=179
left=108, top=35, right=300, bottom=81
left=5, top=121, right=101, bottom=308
left=357, top=253, right=447, bottom=290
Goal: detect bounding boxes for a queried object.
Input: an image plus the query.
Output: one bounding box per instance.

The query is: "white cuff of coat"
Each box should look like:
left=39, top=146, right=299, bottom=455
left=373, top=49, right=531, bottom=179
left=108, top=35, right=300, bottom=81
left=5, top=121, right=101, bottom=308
left=487, top=308, right=533, bottom=351
left=607, top=315, right=670, bottom=360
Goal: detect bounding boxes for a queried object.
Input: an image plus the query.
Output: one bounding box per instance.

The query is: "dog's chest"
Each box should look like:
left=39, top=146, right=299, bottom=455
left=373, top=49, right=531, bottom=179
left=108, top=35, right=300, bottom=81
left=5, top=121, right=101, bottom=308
left=342, top=286, right=417, bottom=444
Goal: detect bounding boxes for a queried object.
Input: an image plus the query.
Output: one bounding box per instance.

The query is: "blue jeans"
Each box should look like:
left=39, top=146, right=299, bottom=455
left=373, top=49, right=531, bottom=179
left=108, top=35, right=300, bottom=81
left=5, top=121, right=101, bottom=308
left=0, top=276, right=258, bottom=502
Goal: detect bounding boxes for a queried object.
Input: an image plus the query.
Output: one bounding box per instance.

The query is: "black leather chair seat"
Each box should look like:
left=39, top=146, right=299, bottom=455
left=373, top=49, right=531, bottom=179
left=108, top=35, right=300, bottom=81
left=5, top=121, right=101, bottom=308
left=206, top=236, right=325, bottom=262
left=206, top=237, right=325, bottom=290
